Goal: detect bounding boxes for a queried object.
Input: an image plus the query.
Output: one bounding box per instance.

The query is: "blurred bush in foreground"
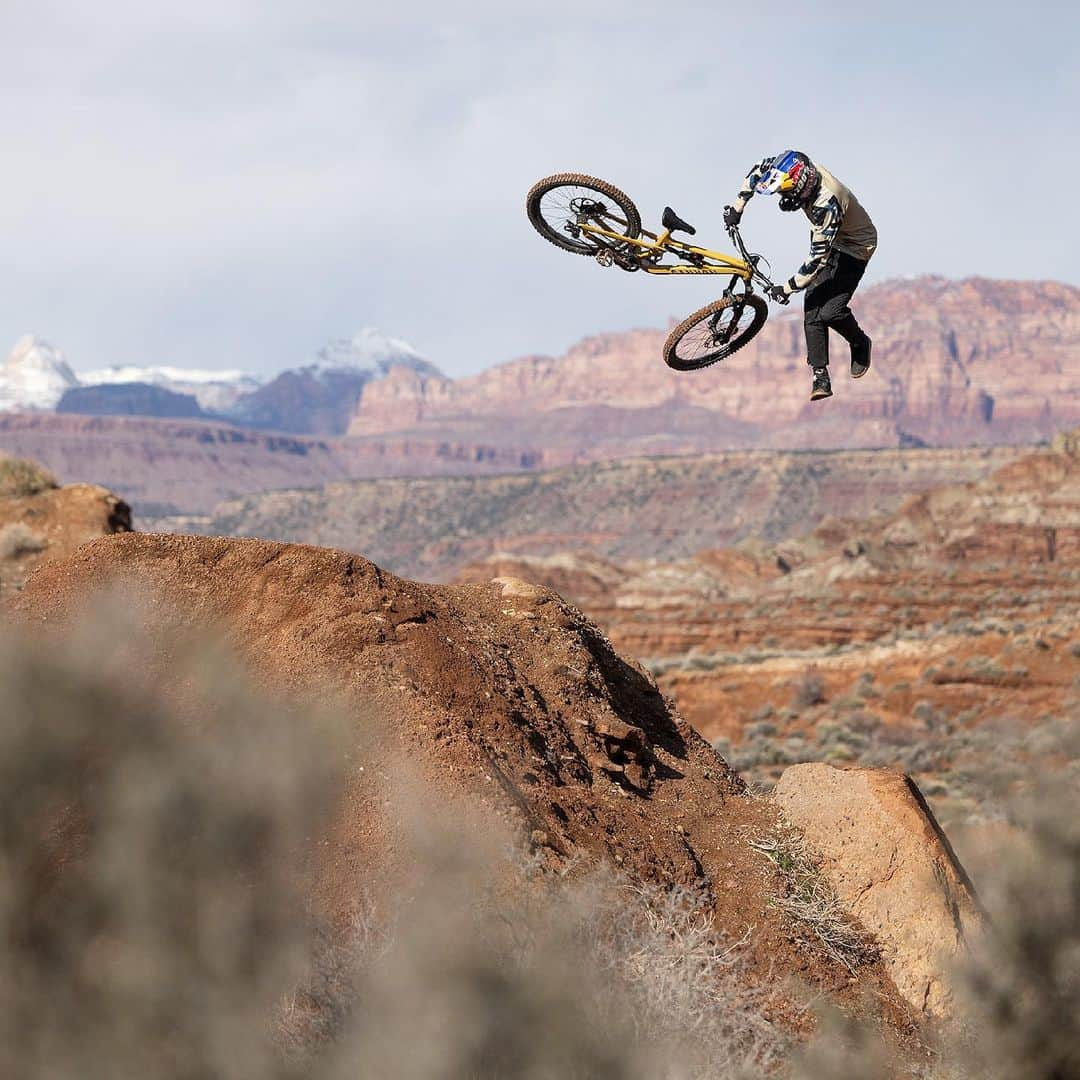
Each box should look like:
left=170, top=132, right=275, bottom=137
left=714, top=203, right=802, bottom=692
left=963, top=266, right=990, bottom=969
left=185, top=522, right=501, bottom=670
left=0, top=600, right=347, bottom=1079
left=0, top=598, right=1076, bottom=1078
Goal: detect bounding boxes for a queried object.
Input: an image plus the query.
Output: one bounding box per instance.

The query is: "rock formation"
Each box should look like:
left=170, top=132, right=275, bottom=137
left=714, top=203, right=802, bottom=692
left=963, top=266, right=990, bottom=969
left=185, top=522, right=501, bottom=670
left=349, top=277, right=1080, bottom=451
left=0, top=457, right=131, bottom=596
left=58, top=382, right=206, bottom=419
left=774, top=763, right=981, bottom=1018
left=0, top=413, right=540, bottom=516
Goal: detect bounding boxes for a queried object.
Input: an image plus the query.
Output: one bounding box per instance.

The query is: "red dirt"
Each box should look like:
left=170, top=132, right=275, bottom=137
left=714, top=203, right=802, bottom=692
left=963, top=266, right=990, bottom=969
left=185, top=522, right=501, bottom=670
left=11, top=531, right=918, bottom=1042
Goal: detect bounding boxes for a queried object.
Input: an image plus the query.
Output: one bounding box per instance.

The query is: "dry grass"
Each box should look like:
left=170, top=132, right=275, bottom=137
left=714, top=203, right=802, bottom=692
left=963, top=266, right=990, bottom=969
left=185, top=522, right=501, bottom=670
left=749, top=830, right=879, bottom=974
left=283, top=832, right=792, bottom=1079
left=948, top=754, right=1080, bottom=1079
left=0, top=456, right=57, bottom=496
left=0, top=522, right=47, bottom=559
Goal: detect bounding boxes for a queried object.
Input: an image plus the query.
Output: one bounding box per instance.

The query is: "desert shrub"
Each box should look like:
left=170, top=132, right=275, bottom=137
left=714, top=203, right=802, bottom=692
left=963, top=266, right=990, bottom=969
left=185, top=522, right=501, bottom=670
left=749, top=830, right=878, bottom=974
left=326, top=850, right=789, bottom=1080
left=0, top=456, right=57, bottom=496
left=913, top=700, right=942, bottom=728
left=0, top=522, right=47, bottom=559
left=0, top=601, right=791, bottom=1080
left=853, top=671, right=879, bottom=699
left=685, top=651, right=720, bottom=672
left=791, top=668, right=826, bottom=710
left=746, top=719, right=777, bottom=738
left=964, top=656, right=1008, bottom=681
left=0, top=600, right=349, bottom=1079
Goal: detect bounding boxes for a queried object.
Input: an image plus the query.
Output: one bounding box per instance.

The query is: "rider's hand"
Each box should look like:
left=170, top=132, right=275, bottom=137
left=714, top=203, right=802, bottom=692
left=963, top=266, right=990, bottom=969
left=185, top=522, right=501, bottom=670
left=768, top=284, right=791, bottom=305
left=723, top=205, right=741, bottom=229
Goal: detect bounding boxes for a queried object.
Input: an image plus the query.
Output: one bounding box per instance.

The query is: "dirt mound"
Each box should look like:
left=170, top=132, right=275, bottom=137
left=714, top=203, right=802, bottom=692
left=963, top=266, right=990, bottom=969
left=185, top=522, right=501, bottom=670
left=0, top=477, right=131, bottom=598
left=12, top=532, right=918, bottom=1036
left=774, top=764, right=982, bottom=1018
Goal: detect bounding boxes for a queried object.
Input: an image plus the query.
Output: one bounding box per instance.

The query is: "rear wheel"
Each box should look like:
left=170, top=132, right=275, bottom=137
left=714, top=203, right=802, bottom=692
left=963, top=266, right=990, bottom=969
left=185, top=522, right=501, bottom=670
left=663, top=294, right=768, bottom=371
left=526, top=173, right=641, bottom=255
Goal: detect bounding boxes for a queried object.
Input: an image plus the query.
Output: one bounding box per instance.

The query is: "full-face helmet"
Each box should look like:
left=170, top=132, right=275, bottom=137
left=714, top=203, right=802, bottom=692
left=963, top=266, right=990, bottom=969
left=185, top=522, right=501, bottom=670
left=756, top=150, right=819, bottom=204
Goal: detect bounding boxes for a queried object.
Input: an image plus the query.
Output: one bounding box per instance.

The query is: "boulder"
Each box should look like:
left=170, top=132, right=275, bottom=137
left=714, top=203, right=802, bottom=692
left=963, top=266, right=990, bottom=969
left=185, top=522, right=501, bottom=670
left=773, top=762, right=981, bottom=1018
left=0, top=475, right=131, bottom=597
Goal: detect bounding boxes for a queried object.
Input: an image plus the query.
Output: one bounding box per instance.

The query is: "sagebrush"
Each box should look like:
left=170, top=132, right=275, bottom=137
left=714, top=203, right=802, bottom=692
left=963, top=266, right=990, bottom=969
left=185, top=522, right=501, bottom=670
left=0, top=456, right=57, bottom=497
left=0, top=522, right=47, bottom=559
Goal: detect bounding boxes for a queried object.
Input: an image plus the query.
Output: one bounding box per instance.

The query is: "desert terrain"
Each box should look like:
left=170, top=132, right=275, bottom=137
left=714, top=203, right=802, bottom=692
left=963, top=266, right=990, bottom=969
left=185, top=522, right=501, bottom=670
left=2, top=275, right=1078, bottom=519
left=454, top=428, right=1080, bottom=858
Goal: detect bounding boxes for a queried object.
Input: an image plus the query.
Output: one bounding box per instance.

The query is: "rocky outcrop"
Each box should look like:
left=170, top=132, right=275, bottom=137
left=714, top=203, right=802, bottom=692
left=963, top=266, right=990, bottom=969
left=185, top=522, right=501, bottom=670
left=0, top=473, right=131, bottom=597
left=0, top=413, right=543, bottom=515
left=58, top=382, right=205, bottom=419
left=773, top=763, right=981, bottom=1018
left=348, top=277, right=1080, bottom=451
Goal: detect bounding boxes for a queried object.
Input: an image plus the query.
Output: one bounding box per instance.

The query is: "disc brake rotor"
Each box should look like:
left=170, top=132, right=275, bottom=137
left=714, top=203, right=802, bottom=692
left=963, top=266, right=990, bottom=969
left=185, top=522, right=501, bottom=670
left=709, top=303, right=742, bottom=345
left=570, top=197, right=607, bottom=222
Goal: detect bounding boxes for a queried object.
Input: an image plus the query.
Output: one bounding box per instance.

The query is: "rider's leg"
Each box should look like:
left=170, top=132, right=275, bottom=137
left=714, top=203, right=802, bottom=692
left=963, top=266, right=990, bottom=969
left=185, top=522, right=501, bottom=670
left=804, top=268, right=835, bottom=400
left=817, top=252, right=871, bottom=375
left=803, top=262, right=835, bottom=371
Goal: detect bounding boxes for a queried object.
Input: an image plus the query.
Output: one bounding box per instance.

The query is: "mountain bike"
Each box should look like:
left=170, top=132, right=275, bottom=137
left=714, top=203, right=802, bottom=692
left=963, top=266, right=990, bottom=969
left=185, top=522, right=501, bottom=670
left=526, top=173, right=784, bottom=371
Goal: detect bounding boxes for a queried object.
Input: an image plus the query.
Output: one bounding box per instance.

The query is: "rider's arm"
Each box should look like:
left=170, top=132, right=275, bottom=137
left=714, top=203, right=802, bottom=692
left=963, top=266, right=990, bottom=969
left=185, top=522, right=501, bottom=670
left=782, top=195, right=844, bottom=295
left=731, top=157, right=774, bottom=215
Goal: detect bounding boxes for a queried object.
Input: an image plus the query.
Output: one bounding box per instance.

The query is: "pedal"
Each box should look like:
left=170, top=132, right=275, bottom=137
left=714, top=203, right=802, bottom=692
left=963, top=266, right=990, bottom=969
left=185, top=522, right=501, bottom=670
left=595, top=248, right=615, bottom=268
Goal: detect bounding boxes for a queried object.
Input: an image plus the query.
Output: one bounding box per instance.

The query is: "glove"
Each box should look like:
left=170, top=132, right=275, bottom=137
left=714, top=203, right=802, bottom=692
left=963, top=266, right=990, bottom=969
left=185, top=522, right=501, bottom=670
left=723, top=205, right=741, bottom=229
left=767, top=284, right=791, bottom=305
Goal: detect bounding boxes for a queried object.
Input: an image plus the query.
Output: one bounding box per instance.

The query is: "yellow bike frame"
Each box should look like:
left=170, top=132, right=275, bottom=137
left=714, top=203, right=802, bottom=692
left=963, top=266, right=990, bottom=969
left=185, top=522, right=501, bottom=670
left=577, top=222, right=753, bottom=280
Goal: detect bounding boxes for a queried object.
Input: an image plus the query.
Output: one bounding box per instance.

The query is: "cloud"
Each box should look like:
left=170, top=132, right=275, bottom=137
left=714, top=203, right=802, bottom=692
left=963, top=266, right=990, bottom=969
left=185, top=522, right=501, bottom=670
left=0, top=1, right=1076, bottom=376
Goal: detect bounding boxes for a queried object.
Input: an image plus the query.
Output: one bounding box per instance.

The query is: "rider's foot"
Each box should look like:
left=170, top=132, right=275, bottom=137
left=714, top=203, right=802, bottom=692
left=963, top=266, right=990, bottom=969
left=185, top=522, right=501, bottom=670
left=810, top=367, right=832, bottom=401
left=850, top=334, right=872, bottom=379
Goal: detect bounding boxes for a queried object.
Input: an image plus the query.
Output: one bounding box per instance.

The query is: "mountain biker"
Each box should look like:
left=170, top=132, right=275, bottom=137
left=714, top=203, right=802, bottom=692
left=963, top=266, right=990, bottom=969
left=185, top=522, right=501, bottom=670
left=723, top=151, right=877, bottom=401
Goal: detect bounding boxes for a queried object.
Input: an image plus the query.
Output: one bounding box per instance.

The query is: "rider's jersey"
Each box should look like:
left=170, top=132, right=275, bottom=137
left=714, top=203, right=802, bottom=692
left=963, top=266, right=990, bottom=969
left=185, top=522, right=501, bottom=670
left=733, top=158, right=877, bottom=294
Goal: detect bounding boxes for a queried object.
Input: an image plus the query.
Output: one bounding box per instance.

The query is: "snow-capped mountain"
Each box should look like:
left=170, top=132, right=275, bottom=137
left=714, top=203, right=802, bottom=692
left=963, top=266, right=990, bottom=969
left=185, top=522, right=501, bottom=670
left=309, top=328, right=430, bottom=374
left=0, top=328, right=437, bottom=434
left=227, top=328, right=439, bottom=434
left=80, top=364, right=263, bottom=413
left=0, top=336, right=79, bottom=411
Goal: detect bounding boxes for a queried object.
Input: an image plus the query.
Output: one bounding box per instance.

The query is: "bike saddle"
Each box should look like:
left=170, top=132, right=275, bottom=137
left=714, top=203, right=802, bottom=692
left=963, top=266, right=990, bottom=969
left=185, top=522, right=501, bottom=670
left=662, top=206, right=696, bottom=236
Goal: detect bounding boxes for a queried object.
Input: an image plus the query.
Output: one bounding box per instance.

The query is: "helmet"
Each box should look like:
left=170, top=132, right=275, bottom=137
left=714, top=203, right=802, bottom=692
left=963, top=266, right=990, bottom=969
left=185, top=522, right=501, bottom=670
left=756, top=150, right=819, bottom=203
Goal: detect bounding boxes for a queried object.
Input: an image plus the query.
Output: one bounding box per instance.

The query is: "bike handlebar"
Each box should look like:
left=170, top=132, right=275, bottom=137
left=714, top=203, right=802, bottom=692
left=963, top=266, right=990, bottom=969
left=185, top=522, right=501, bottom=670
left=726, top=223, right=776, bottom=290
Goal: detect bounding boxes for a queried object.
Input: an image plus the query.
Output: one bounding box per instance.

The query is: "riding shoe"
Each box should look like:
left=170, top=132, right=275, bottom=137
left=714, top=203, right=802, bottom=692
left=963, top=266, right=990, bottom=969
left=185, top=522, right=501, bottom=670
left=850, top=335, right=872, bottom=379
left=810, top=367, right=832, bottom=401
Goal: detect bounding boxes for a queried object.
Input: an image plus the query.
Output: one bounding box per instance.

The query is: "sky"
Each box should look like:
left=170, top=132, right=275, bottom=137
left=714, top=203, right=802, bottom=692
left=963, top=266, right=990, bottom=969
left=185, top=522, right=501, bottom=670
left=0, top=1, right=1077, bottom=378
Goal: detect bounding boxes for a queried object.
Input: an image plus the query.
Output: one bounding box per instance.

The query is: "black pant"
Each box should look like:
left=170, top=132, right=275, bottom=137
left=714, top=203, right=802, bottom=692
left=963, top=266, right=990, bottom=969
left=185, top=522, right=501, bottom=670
left=803, top=250, right=869, bottom=367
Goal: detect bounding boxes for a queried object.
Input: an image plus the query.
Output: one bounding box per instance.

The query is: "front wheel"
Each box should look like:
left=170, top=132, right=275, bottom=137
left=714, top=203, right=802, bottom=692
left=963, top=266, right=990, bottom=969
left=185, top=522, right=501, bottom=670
left=663, top=294, right=768, bottom=371
left=526, top=173, right=641, bottom=255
